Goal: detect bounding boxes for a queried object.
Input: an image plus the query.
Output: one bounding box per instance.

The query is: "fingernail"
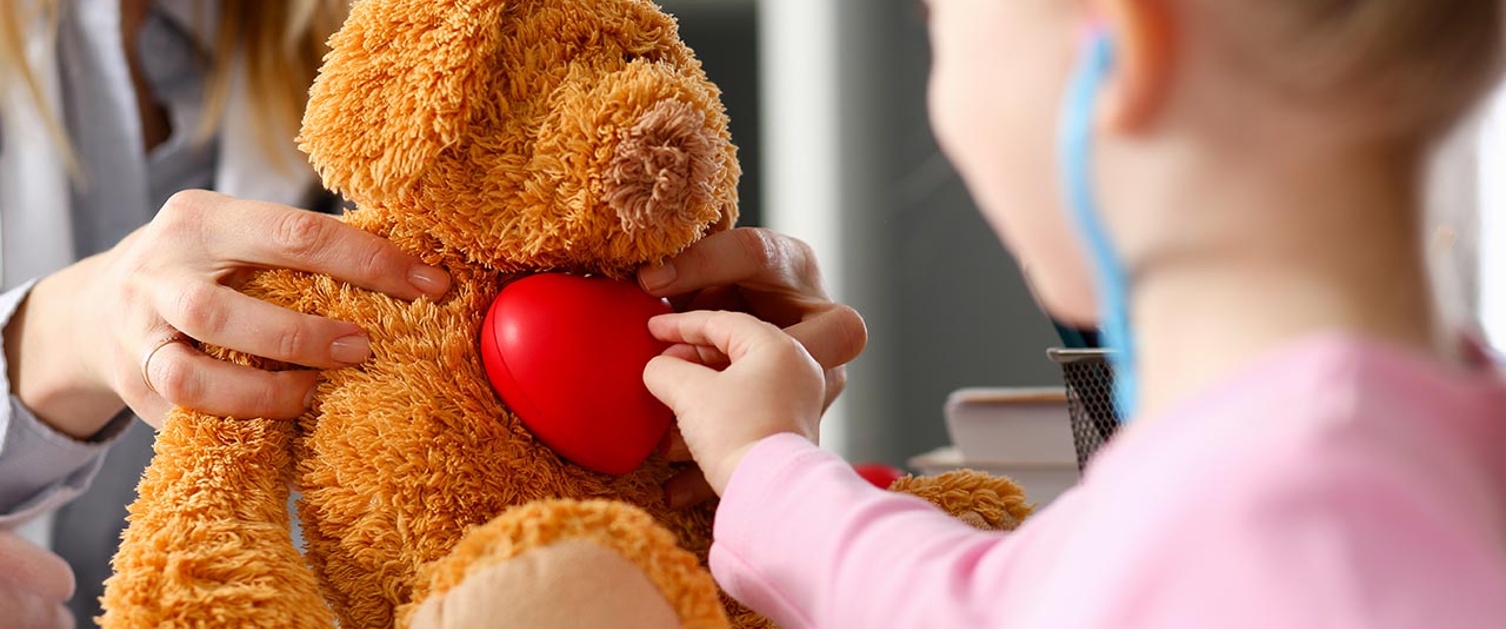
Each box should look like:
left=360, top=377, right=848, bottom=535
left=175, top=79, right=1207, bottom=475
left=304, top=386, right=318, bottom=408
left=639, top=263, right=677, bottom=293
left=408, top=264, right=451, bottom=297
left=330, top=334, right=371, bottom=365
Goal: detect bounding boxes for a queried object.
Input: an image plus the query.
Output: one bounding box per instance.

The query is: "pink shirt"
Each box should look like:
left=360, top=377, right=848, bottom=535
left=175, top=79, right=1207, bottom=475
left=710, top=336, right=1506, bottom=628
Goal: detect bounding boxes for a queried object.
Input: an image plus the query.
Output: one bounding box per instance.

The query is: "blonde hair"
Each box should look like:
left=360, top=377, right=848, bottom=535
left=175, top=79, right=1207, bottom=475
left=1210, top=0, right=1503, bottom=135
left=204, top=1, right=349, bottom=149
left=0, top=0, right=348, bottom=165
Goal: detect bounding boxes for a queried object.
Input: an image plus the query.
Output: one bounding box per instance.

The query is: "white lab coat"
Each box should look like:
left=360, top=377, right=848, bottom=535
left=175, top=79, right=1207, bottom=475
left=1, top=0, right=317, bottom=550
left=0, top=1, right=316, bottom=290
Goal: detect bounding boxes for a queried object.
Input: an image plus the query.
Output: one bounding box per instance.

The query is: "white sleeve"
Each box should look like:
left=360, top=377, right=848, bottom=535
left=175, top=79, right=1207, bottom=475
left=0, top=279, right=131, bottom=525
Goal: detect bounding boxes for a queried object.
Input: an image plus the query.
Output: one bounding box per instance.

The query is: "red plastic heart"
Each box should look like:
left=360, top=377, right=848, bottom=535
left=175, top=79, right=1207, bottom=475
left=480, top=274, right=674, bottom=475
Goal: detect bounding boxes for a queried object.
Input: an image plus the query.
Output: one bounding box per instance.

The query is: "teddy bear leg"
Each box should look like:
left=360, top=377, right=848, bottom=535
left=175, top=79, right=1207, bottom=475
left=409, top=538, right=681, bottom=629
left=400, top=500, right=730, bottom=629
left=101, top=412, right=331, bottom=628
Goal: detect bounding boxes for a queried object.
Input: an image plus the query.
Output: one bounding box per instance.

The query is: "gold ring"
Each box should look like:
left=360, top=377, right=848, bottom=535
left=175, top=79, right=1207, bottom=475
left=140, top=331, right=193, bottom=396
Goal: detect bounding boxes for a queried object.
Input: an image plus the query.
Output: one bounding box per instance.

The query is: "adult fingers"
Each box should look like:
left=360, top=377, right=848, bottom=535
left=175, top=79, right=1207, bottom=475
left=822, top=366, right=848, bottom=412
left=654, top=428, right=717, bottom=509
left=0, top=590, right=72, bottom=629
left=659, top=426, right=693, bottom=462
left=131, top=394, right=173, bottom=430
left=668, top=284, right=749, bottom=316
left=138, top=341, right=320, bottom=421
left=157, top=190, right=450, bottom=300
left=0, top=533, right=73, bottom=603
left=780, top=305, right=867, bottom=370
left=639, top=228, right=826, bottom=300
left=663, top=467, right=717, bottom=510
left=153, top=281, right=370, bottom=369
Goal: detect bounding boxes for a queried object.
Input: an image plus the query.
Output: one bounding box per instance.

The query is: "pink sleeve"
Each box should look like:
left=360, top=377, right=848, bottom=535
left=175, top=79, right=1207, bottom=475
left=709, top=433, right=1027, bottom=629
left=708, top=428, right=1506, bottom=628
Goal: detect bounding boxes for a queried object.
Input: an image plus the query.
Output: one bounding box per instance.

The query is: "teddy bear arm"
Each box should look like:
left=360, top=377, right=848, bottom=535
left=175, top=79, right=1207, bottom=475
left=99, top=409, right=334, bottom=628
left=889, top=471, right=1036, bottom=532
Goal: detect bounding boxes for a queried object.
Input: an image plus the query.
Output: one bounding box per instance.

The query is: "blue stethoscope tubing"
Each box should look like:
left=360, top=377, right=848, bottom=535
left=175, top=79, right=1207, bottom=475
left=1058, top=29, right=1140, bottom=419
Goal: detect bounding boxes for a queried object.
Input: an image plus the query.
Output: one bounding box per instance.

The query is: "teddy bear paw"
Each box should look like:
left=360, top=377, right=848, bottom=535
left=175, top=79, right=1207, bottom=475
left=890, top=470, right=1035, bottom=532
left=403, top=500, right=731, bottom=629
left=410, top=537, right=682, bottom=629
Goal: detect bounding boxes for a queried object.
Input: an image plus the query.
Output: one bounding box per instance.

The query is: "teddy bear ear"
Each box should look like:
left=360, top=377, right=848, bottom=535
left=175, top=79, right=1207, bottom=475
left=298, top=0, right=510, bottom=203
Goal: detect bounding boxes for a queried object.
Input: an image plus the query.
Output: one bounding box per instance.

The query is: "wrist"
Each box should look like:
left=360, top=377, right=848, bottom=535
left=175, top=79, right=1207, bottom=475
left=708, top=430, right=815, bottom=495
left=6, top=261, right=126, bottom=439
left=706, top=442, right=760, bottom=495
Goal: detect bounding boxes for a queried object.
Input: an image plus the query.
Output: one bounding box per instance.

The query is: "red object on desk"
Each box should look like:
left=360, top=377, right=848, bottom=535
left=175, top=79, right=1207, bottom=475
left=853, top=463, right=907, bottom=490
left=480, top=274, right=674, bottom=475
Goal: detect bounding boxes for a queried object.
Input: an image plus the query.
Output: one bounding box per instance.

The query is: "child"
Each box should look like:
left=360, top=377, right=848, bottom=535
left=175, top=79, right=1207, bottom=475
left=643, top=0, right=1506, bottom=627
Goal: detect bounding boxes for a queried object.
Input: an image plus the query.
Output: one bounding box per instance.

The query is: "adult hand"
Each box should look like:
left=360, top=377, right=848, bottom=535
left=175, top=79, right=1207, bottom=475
left=0, top=531, right=75, bottom=629
left=7, top=190, right=452, bottom=437
left=637, top=228, right=866, bottom=507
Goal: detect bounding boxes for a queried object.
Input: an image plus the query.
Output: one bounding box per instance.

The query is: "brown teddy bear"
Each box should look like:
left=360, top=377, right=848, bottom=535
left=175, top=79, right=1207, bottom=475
left=99, top=0, right=1034, bottom=627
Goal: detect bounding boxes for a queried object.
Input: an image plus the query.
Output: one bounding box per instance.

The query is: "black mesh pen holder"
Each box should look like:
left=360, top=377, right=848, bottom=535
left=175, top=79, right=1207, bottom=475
left=1047, top=348, right=1122, bottom=471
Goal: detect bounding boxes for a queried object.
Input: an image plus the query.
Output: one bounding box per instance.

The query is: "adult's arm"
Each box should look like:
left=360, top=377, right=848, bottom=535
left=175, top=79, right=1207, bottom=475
left=0, top=281, right=131, bottom=525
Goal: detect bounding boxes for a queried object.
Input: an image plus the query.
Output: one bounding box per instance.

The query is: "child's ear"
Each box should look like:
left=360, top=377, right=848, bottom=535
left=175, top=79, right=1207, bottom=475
left=1094, top=0, right=1175, bottom=133
left=298, top=0, right=510, bottom=203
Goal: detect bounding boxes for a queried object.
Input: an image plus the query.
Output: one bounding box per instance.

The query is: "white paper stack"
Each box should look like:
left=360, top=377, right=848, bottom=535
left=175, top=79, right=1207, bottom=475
left=909, top=387, right=1082, bottom=507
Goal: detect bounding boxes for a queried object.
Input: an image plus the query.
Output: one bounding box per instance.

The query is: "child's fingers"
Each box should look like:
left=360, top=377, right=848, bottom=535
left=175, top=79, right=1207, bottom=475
left=643, top=355, right=717, bottom=411
left=662, top=343, right=730, bottom=367
left=649, top=311, right=787, bottom=362
left=648, top=311, right=713, bottom=344
left=662, top=343, right=701, bottom=363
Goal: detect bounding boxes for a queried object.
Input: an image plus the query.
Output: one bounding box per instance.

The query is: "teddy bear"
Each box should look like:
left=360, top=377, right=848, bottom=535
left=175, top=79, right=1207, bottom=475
left=98, top=0, right=1035, bottom=627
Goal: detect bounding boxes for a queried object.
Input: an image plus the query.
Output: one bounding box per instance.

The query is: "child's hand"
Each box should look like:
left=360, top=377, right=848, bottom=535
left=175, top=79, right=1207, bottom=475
left=644, top=311, right=826, bottom=494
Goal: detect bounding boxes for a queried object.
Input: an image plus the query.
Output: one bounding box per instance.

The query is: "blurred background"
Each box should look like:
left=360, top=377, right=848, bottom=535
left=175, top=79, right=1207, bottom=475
left=663, top=0, right=1502, bottom=467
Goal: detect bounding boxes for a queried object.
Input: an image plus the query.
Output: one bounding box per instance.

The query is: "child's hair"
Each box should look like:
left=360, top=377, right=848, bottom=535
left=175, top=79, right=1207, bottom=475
left=1207, top=0, right=1502, bottom=135
left=0, top=0, right=348, bottom=169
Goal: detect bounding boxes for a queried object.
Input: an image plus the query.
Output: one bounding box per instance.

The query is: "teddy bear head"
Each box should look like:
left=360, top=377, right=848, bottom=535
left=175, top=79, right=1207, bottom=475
left=299, top=0, right=740, bottom=276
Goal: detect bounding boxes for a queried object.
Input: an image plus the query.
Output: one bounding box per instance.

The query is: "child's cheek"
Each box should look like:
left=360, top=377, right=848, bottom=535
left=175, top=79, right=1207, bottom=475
left=1027, top=242, right=1099, bottom=326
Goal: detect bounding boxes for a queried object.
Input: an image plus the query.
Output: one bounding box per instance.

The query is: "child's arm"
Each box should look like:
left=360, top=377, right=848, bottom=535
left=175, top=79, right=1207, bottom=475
left=646, top=313, right=1506, bottom=628
left=700, top=421, right=1506, bottom=629
left=708, top=433, right=1030, bottom=628
left=645, top=310, right=1029, bottom=627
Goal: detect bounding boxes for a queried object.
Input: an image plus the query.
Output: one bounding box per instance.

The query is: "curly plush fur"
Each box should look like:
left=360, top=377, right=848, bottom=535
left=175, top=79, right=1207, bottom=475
left=102, top=0, right=746, bottom=627
left=99, top=1, right=1034, bottom=627
left=891, top=471, right=1035, bottom=531
left=406, top=500, right=729, bottom=628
